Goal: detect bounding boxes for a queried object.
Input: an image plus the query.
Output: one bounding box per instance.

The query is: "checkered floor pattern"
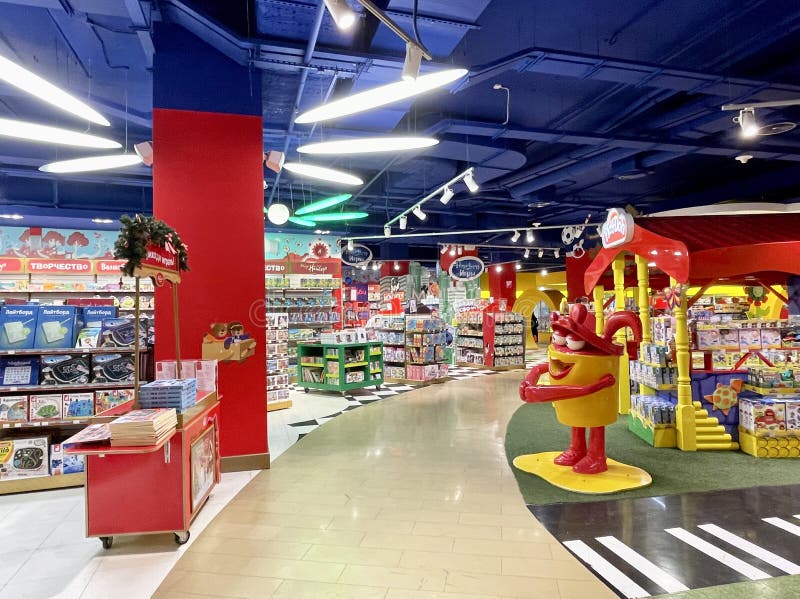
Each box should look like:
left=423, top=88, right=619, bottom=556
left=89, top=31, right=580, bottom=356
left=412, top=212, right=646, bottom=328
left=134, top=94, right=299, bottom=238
left=288, top=349, right=549, bottom=438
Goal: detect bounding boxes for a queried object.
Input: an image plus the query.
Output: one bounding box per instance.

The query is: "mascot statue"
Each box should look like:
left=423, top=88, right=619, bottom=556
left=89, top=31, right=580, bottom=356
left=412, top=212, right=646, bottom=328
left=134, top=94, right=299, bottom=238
left=519, top=303, right=642, bottom=475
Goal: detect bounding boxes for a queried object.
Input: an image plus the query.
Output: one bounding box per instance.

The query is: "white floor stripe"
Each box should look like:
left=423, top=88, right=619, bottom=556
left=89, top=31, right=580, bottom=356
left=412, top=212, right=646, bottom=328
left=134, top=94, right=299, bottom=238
left=596, top=536, right=689, bottom=593
left=698, top=524, right=800, bottom=575
left=665, top=528, right=771, bottom=580
left=764, top=517, right=800, bottom=537
left=563, top=540, right=650, bottom=598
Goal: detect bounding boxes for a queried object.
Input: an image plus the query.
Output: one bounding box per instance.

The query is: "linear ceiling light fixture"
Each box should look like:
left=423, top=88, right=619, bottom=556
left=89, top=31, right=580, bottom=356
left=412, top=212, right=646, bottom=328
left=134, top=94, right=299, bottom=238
left=288, top=216, right=317, bottom=227
left=297, top=136, right=438, bottom=155
left=295, top=69, right=467, bottom=124
left=294, top=193, right=353, bottom=216
left=323, top=0, right=357, bottom=30
left=39, top=154, right=142, bottom=173
left=0, top=118, right=120, bottom=148
left=282, top=162, right=363, bottom=186
left=310, top=211, right=369, bottom=222
left=384, top=167, right=479, bottom=230
left=0, top=54, right=110, bottom=126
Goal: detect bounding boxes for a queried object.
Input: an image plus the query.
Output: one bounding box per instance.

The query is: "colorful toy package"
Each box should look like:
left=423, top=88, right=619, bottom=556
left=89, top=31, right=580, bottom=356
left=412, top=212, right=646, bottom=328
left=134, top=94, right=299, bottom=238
left=0, top=396, right=28, bottom=422
left=62, top=393, right=94, bottom=419
left=33, top=306, right=80, bottom=349
left=0, top=436, right=49, bottom=479
left=29, top=394, right=63, bottom=421
left=91, top=353, right=135, bottom=383
left=0, top=357, right=39, bottom=386
left=40, top=354, right=91, bottom=385
left=94, top=388, right=135, bottom=416
left=0, top=305, right=37, bottom=350
left=79, top=306, right=117, bottom=329
left=49, top=443, right=85, bottom=475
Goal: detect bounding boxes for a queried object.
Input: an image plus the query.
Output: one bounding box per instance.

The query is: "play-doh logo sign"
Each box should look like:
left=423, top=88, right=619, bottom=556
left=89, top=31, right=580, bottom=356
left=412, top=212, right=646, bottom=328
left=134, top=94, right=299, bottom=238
left=449, top=256, right=484, bottom=281
left=601, top=208, right=634, bottom=249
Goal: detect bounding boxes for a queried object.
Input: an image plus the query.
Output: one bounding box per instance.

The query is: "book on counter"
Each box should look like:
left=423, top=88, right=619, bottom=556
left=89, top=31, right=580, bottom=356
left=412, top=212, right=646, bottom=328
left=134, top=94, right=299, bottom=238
left=108, top=408, right=177, bottom=447
left=62, top=423, right=112, bottom=450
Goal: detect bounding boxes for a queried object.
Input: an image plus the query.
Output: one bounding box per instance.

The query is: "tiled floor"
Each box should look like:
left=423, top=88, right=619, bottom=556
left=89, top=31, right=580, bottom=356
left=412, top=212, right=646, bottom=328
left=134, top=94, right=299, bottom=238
left=154, top=369, right=614, bottom=599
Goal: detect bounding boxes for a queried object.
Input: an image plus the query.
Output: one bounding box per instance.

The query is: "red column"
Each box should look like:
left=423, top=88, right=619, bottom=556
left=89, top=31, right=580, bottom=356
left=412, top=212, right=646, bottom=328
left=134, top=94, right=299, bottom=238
left=488, top=265, right=517, bottom=309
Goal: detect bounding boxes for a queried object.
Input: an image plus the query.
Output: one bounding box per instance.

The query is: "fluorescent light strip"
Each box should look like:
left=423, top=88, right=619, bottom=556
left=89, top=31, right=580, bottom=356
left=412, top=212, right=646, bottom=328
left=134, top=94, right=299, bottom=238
left=282, top=162, right=363, bottom=186
left=0, top=118, right=120, bottom=149
left=298, top=136, right=438, bottom=155
left=697, top=524, right=800, bottom=575
left=295, top=194, right=352, bottom=216
left=310, top=212, right=369, bottom=222
left=40, top=154, right=142, bottom=173
left=664, top=528, right=770, bottom=580
left=288, top=216, right=317, bottom=227
left=0, top=55, right=109, bottom=126
left=295, top=68, right=468, bottom=124
left=764, top=517, right=800, bottom=537
left=595, top=536, right=689, bottom=593
left=562, top=540, right=650, bottom=599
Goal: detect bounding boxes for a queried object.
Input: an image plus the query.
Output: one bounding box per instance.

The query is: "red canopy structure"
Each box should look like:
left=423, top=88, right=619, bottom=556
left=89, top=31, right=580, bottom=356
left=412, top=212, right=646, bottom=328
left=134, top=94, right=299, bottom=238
left=584, top=214, right=800, bottom=294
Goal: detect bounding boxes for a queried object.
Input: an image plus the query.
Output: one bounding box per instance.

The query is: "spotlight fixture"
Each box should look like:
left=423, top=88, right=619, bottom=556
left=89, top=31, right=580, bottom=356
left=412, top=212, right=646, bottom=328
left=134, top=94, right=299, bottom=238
left=266, top=203, right=290, bottom=225
left=288, top=216, right=317, bottom=227
left=384, top=225, right=391, bottom=238
left=440, top=246, right=448, bottom=255
left=449, top=247, right=456, bottom=257
left=134, top=141, right=154, bottom=166
left=399, top=215, right=407, bottom=230
left=393, top=261, right=400, bottom=271
left=0, top=118, right=120, bottom=149
left=524, top=248, right=530, bottom=259
left=440, top=186, right=454, bottom=205
left=463, top=170, right=479, bottom=192
left=298, top=136, right=438, bottom=155
left=0, top=54, right=109, bottom=126
left=515, top=263, right=521, bottom=270
left=295, top=69, right=468, bottom=124
left=495, top=264, right=503, bottom=273
left=526, top=229, right=534, bottom=243
left=372, top=262, right=380, bottom=271
left=39, top=154, right=142, bottom=173
left=736, top=107, right=759, bottom=139
left=541, top=269, right=548, bottom=276
left=323, top=0, right=357, bottom=30
left=295, top=193, right=352, bottom=216
left=554, top=248, right=561, bottom=258
left=457, top=246, right=463, bottom=255
left=511, top=230, right=520, bottom=243
left=537, top=249, right=544, bottom=258
left=282, top=162, right=363, bottom=186
left=402, top=42, right=424, bottom=81
left=412, top=205, right=427, bottom=221
left=347, top=238, right=354, bottom=251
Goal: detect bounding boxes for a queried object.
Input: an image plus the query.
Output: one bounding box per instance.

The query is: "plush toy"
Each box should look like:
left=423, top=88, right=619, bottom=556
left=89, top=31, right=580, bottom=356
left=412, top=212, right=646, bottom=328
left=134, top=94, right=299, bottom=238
left=519, top=303, right=641, bottom=474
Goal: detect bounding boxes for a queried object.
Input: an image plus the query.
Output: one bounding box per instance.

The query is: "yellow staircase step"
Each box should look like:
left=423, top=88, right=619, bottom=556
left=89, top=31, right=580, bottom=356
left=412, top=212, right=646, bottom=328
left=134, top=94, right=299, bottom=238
left=695, top=417, right=722, bottom=426
left=693, top=401, right=703, bottom=409
left=697, top=433, right=732, bottom=443
left=697, top=441, right=738, bottom=451
left=694, top=409, right=709, bottom=418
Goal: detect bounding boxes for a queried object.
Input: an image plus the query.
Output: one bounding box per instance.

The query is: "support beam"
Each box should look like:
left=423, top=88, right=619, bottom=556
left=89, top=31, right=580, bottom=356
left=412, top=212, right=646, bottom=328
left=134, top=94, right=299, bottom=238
left=123, top=0, right=154, bottom=69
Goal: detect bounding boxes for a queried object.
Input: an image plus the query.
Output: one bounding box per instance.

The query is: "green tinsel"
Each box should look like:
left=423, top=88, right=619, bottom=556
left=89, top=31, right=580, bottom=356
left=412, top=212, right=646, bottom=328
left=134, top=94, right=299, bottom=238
left=113, top=214, right=190, bottom=277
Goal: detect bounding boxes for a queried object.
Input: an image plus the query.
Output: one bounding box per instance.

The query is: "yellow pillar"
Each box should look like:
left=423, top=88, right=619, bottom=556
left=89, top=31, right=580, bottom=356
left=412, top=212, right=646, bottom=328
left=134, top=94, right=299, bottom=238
left=672, top=277, right=696, bottom=451
left=592, top=286, right=605, bottom=336
left=635, top=255, right=653, bottom=395
left=612, top=255, right=631, bottom=414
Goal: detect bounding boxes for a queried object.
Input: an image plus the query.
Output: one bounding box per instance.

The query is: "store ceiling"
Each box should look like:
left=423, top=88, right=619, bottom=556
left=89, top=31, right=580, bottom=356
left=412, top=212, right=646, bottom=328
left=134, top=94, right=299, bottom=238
left=0, top=0, right=799, bottom=264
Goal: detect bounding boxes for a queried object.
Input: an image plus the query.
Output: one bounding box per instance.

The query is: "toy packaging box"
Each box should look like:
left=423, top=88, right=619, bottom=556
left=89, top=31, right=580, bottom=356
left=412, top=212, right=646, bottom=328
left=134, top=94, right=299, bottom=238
left=719, top=328, right=740, bottom=351
left=0, top=305, right=38, bottom=350
left=91, top=353, right=135, bottom=383
left=49, top=444, right=85, bottom=475
left=98, top=317, right=147, bottom=348
left=33, top=306, right=80, bottom=349
left=0, top=396, right=28, bottom=422
left=62, top=393, right=94, bottom=419
left=696, top=329, right=720, bottom=350
left=94, top=388, right=135, bottom=416
left=29, top=394, right=63, bottom=421
left=785, top=401, right=800, bottom=432
left=0, top=436, right=49, bottom=479
left=738, top=328, right=762, bottom=351
left=79, top=306, right=117, bottom=329
left=0, top=357, right=40, bottom=386
left=75, top=327, right=101, bottom=348
left=761, top=329, right=783, bottom=349
left=40, top=354, right=91, bottom=385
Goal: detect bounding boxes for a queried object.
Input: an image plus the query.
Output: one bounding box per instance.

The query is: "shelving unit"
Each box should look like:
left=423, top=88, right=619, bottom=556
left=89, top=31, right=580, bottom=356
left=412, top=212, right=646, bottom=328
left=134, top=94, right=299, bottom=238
left=371, top=315, right=406, bottom=381
left=405, top=316, right=448, bottom=383
left=455, top=311, right=525, bottom=369
left=296, top=341, right=383, bottom=394
left=265, top=313, right=291, bottom=412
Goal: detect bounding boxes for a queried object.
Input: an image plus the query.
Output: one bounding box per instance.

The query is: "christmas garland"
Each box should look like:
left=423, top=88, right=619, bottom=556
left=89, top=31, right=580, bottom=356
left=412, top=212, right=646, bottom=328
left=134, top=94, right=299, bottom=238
left=114, top=214, right=190, bottom=276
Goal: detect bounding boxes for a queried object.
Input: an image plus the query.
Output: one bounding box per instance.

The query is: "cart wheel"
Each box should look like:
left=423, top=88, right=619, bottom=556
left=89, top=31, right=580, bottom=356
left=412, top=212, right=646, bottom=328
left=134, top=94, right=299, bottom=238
left=100, top=536, right=113, bottom=549
left=303, top=388, right=309, bottom=394
left=375, top=385, right=381, bottom=390
left=174, top=531, right=190, bottom=545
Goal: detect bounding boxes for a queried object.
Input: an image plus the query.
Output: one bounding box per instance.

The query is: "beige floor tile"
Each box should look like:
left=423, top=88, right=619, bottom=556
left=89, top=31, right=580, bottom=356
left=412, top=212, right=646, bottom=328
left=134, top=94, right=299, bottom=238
left=458, top=513, right=541, bottom=528
left=558, top=578, right=620, bottom=599
left=452, top=538, right=552, bottom=559
left=400, top=550, right=501, bottom=575
left=175, top=551, right=344, bottom=583
left=412, top=521, right=501, bottom=541
left=156, top=571, right=282, bottom=598
left=328, top=516, right=415, bottom=534
left=421, top=500, right=504, bottom=514
left=304, top=544, right=402, bottom=567
left=339, top=564, right=447, bottom=592
left=220, top=508, right=334, bottom=530
left=500, top=526, right=552, bottom=543
left=270, top=526, right=366, bottom=547
left=271, top=580, right=387, bottom=599
left=377, top=509, right=461, bottom=524
left=445, top=572, right=560, bottom=599
left=386, top=590, right=504, bottom=599
left=201, top=521, right=281, bottom=540
left=188, top=535, right=311, bottom=559
left=501, top=556, right=596, bottom=580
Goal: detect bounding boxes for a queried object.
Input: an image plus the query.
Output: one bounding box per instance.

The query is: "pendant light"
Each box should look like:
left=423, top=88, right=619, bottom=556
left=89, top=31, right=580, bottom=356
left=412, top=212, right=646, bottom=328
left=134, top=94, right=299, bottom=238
left=39, top=154, right=142, bottom=173
left=283, top=162, right=363, bottom=186
left=0, top=118, right=120, bottom=149
left=295, top=194, right=352, bottom=216
left=297, top=136, right=438, bottom=155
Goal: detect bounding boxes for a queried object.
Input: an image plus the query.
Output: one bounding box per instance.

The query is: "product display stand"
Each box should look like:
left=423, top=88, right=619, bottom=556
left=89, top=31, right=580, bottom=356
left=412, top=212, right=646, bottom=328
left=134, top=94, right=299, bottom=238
left=65, top=391, right=220, bottom=548
left=265, top=312, right=291, bottom=411
left=456, top=310, right=526, bottom=370
left=296, top=341, right=383, bottom=395
left=404, top=316, right=449, bottom=384
left=372, top=315, right=406, bottom=382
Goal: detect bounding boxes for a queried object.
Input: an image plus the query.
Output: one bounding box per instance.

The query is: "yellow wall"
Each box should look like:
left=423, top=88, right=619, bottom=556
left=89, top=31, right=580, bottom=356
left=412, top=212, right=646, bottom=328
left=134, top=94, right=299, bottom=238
left=685, top=284, right=786, bottom=319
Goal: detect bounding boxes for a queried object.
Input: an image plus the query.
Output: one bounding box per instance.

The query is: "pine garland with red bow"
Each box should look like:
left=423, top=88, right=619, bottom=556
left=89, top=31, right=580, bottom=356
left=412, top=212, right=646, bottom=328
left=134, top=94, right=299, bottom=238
left=114, top=214, right=190, bottom=276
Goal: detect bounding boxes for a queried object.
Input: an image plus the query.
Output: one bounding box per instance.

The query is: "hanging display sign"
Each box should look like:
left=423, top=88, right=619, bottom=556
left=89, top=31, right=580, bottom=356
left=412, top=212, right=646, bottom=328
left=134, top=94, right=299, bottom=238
left=94, top=260, right=125, bottom=275
left=140, top=243, right=179, bottom=272
left=341, top=243, right=372, bottom=266
left=264, top=233, right=342, bottom=277
left=449, top=256, right=485, bottom=281
left=601, top=208, right=635, bottom=249
left=0, top=257, right=24, bottom=273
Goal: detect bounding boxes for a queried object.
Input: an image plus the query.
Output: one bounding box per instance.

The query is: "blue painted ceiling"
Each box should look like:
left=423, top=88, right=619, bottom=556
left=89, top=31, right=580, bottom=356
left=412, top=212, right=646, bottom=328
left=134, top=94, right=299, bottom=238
left=0, top=0, right=799, bottom=267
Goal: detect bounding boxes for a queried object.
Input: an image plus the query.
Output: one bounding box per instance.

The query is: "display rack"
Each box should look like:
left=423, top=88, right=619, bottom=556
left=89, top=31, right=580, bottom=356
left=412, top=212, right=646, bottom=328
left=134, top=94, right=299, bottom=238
left=455, top=311, right=526, bottom=369
left=371, top=315, right=407, bottom=381
left=296, top=341, right=383, bottom=394
left=405, top=316, right=448, bottom=383
left=265, top=313, right=291, bottom=411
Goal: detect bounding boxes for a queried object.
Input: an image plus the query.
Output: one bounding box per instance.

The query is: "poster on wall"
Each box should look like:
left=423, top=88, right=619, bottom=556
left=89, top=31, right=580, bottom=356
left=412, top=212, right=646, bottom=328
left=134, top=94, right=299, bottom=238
left=264, top=233, right=341, bottom=277
left=0, top=226, right=118, bottom=259
left=190, top=425, right=216, bottom=511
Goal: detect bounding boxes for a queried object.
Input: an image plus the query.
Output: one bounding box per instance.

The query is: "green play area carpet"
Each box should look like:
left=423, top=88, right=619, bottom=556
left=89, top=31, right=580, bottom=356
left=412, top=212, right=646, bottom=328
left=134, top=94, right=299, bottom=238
left=654, top=575, right=800, bottom=599
left=506, top=402, right=800, bottom=506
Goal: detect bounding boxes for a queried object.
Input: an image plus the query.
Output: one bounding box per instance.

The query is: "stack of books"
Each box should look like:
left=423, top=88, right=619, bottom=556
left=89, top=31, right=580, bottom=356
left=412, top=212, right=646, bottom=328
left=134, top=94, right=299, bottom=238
left=138, top=379, right=197, bottom=413
left=109, top=408, right=177, bottom=447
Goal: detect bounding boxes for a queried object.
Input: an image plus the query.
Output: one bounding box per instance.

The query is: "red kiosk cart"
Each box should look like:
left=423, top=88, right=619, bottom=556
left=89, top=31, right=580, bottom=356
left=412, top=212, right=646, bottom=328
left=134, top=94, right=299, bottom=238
left=65, top=220, right=220, bottom=547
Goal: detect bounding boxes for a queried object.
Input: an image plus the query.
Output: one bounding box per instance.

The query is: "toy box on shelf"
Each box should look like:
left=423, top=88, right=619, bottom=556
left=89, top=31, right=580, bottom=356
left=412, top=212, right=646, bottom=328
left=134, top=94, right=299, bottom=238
left=261, top=312, right=291, bottom=411
left=455, top=308, right=525, bottom=370
left=628, top=394, right=677, bottom=448
left=739, top=393, right=800, bottom=458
